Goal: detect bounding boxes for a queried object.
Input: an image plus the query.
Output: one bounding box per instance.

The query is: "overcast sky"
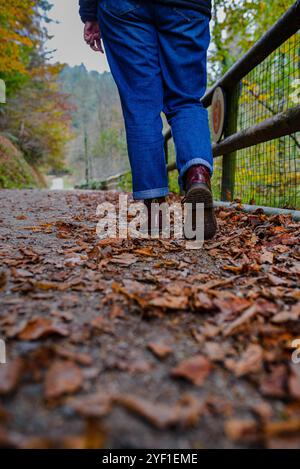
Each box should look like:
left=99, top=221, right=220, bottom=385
left=47, top=0, right=110, bottom=72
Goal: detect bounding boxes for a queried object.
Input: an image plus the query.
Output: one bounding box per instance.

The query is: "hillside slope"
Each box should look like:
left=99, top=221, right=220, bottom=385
left=0, top=135, right=45, bottom=189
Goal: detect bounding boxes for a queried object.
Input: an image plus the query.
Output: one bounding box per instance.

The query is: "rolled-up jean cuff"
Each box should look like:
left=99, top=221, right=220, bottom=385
left=133, top=187, right=169, bottom=200
left=179, top=158, right=213, bottom=189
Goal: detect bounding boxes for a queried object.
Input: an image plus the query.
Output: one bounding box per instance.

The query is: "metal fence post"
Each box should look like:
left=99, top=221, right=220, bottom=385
left=221, top=83, right=240, bottom=201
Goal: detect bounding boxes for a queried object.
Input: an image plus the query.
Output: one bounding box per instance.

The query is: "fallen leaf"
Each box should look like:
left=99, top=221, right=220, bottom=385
left=214, top=296, right=251, bottom=320
left=109, top=304, right=124, bottom=319
left=109, top=254, right=138, bottom=266
left=97, top=238, right=121, bottom=248
left=44, top=360, right=83, bottom=399
left=134, top=247, right=157, bottom=257
left=147, top=341, right=172, bottom=359
left=53, top=345, right=92, bottom=366
left=271, top=304, right=300, bottom=323
left=199, top=323, right=221, bottom=339
left=260, top=248, right=274, bottom=264
left=224, top=419, right=258, bottom=442
left=204, top=342, right=227, bottom=362
left=171, top=355, right=211, bottom=386
left=68, top=393, right=113, bottom=418
left=193, top=292, right=214, bottom=311
left=91, top=316, right=113, bottom=334
left=225, top=344, right=263, bottom=377
left=223, top=304, right=259, bottom=336
left=12, top=268, right=33, bottom=278
left=18, top=317, right=69, bottom=341
left=0, top=359, right=23, bottom=395
left=33, top=278, right=85, bottom=292
left=148, top=295, right=188, bottom=310
left=115, top=393, right=204, bottom=429
left=265, top=419, right=300, bottom=437
left=267, top=274, right=287, bottom=286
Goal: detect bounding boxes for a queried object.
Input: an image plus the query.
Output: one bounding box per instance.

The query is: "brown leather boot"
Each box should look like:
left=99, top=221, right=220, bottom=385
left=183, top=165, right=217, bottom=240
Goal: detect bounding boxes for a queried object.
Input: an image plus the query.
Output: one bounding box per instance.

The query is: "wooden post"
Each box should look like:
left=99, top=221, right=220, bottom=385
left=221, top=83, right=240, bottom=201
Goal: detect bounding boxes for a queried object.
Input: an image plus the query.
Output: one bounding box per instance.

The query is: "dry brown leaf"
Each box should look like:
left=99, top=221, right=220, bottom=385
left=199, top=323, right=221, bottom=339
left=147, top=341, right=172, bottom=359
left=224, top=419, right=258, bottom=442
left=214, top=296, right=251, bottom=319
left=271, top=307, right=300, bottom=323
left=134, top=247, right=157, bottom=257
left=17, top=317, right=69, bottom=341
left=148, top=295, right=188, bottom=310
left=171, top=355, right=211, bottom=386
left=109, top=254, right=138, bottom=266
left=265, top=419, right=300, bottom=437
left=225, top=344, right=263, bottom=377
left=53, top=345, right=93, bottom=366
left=223, top=263, right=260, bottom=274
left=223, top=304, right=258, bottom=336
left=115, top=393, right=204, bottom=429
left=44, top=360, right=83, bottom=399
left=13, top=268, right=33, bottom=278
left=97, top=238, right=122, bottom=248
left=260, top=248, right=274, bottom=264
left=267, top=274, right=288, bottom=286
left=0, top=359, right=23, bottom=395
left=112, top=282, right=147, bottom=308
left=68, top=393, right=113, bottom=418
left=32, top=277, right=85, bottom=292
left=91, top=316, right=113, bottom=334
left=128, top=359, right=153, bottom=373
left=193, top=292, right=214, bottom=311
left=204, top=342, right=227, bottom=362
left=109, top=304, right=124, bottom=319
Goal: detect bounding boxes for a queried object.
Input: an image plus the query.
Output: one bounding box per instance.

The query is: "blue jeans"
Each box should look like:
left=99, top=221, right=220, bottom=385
left=98, top=0, right=213, bottom=200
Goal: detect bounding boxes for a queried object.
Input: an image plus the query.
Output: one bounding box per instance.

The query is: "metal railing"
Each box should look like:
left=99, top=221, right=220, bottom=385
left=166, top=0, right=300, bottom=210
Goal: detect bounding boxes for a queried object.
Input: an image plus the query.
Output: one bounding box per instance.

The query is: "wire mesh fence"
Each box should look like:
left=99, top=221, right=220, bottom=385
left=212, top=31, right=300, bottom=209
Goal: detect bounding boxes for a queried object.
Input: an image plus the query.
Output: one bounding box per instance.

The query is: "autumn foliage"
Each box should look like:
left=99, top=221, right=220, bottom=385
left=0, top=0, right=73, bottom=172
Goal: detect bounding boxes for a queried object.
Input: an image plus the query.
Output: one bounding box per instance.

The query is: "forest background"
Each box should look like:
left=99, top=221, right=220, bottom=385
left=0, top=0, right=295, bottom=195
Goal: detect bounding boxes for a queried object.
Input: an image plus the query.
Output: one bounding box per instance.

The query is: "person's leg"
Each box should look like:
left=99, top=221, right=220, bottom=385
left=156, top=6, right=216, bottom=239
left=155, top=6, right=213, bottom=188
left=98, top=1, right=168, bottom=200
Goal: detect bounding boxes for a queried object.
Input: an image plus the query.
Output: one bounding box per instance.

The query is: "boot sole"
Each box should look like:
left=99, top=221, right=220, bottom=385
left=185, top=183, right=217, bottom=240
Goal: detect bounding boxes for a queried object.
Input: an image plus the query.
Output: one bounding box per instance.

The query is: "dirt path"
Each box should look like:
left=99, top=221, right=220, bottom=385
left=0, top=190, right=300, bottom=449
